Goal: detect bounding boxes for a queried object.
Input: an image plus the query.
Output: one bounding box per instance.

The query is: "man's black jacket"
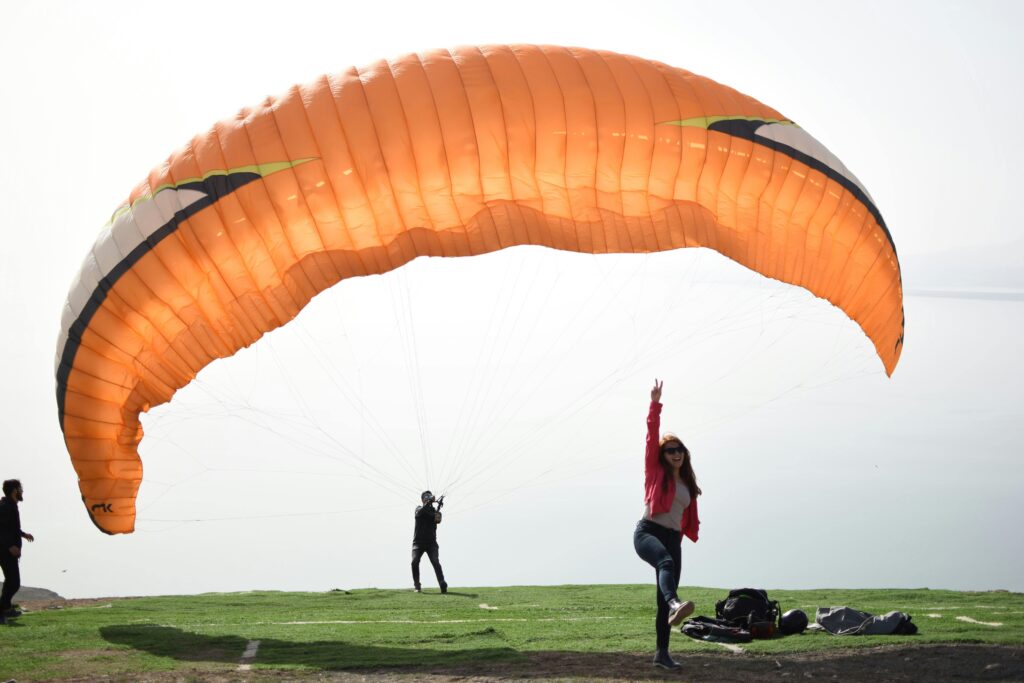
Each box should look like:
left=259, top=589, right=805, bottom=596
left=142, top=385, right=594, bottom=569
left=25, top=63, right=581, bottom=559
left=0, top=497, right=23, bottom=551
left=412, top=503, right=439, bottom=547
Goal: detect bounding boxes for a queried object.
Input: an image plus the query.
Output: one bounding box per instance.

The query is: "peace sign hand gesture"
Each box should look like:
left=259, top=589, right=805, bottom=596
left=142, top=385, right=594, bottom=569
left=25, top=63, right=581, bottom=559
left=650, top=379, right=663, bottom=403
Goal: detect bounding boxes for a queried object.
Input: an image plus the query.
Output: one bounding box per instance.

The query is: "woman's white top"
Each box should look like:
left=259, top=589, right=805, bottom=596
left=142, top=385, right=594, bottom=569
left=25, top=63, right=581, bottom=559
left=644, top=479, right=691, bottom=531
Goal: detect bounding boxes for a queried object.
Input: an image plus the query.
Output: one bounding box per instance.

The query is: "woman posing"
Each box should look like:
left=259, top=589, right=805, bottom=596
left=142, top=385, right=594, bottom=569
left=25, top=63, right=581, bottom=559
left=633, top=379, right=701, bottom=670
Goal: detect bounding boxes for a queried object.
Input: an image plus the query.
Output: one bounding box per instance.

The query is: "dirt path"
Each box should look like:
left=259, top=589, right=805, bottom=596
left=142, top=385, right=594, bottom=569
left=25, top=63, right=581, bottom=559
left=330, top=645, right=1021, bottom=682
left=34, top=644, right=1024, bottom=682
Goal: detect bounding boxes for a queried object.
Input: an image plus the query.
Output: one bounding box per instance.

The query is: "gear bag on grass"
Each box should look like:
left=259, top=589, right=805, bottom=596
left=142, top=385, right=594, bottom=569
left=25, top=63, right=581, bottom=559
left=716, top=588, right=781, bottom=629
left=815, top=607, right=919, bottom=636
left=680, top=616, right=753, bottom=643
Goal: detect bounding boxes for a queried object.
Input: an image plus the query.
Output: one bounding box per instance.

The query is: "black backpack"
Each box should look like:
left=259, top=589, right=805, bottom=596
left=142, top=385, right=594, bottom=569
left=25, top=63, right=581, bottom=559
left=893, top=613, right=918, bottom=635
left=715, top=588, right=781, bottom=629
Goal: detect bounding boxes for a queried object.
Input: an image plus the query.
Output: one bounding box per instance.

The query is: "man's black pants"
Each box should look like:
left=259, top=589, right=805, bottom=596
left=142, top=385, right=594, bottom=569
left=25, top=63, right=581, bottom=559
left=411, top=543, right=446, bottom=589
left=0, top=550, right=20, bottom=612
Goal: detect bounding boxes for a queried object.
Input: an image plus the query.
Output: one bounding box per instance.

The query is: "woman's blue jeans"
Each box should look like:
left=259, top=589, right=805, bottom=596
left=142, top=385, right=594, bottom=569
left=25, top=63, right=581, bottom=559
left=633, top=519, right=682, bottom=650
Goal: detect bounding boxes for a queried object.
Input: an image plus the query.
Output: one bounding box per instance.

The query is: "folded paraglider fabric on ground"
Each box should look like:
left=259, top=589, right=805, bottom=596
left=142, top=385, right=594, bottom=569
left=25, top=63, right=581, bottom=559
left=680, top=615, right=755, bottom=643
left=815, top=606, right=918, bottom=635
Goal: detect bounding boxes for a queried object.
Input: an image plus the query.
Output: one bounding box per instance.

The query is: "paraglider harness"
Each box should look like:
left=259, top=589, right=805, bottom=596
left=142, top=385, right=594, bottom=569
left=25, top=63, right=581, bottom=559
left=680, top=588, right=782, bottom=642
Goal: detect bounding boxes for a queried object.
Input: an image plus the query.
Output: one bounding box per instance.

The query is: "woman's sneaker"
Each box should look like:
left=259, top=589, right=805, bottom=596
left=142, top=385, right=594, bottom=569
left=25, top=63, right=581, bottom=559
left=653, top=649, right=682, bottom=670
left=667, top=599, right=694, bottom=626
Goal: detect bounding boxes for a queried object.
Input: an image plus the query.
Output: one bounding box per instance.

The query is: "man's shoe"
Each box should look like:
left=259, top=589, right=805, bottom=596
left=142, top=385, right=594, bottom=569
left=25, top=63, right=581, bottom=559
left=667, top=600, right=694, bottom=626
left=4, top=608, right=22, bottom=618
left=0, top=613, right=6, bottom=625
left=413, top=586, right=422, bottom=593
left=440, top=582, right=448, bottom=594
left=653, top=649, right=682, bottom=670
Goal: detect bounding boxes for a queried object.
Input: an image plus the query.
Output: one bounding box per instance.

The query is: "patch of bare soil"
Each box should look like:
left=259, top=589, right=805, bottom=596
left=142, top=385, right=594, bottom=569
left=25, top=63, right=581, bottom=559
left=352, top=645, right=1021, bottom=682
left=35, top=644, right=1024, bottom=683
left=17, top=596, right=116, bottom=612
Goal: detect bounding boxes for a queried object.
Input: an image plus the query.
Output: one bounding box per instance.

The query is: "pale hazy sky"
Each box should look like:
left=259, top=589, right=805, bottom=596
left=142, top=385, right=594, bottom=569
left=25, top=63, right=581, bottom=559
left=1, top=1, right=1022, bottom=598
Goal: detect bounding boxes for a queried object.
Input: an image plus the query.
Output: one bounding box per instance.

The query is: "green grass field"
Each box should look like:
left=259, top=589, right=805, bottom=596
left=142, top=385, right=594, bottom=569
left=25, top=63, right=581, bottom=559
left=1, top=585, right=1022, bottom=681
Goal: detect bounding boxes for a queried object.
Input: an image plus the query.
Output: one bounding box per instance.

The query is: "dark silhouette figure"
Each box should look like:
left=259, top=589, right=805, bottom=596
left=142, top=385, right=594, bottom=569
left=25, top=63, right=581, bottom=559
left=1, top=479, right=34, bottom=624
left=412, top=490, right=447, bottom=593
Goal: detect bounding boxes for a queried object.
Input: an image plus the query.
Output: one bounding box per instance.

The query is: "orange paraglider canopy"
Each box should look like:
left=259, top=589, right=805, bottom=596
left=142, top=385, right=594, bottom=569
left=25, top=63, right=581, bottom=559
left=56, top=45, right=903, bottom=534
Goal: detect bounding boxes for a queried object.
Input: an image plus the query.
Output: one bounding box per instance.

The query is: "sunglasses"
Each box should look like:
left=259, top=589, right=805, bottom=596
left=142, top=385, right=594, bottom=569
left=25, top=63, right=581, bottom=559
left=663, top=446, right=684, bottom=455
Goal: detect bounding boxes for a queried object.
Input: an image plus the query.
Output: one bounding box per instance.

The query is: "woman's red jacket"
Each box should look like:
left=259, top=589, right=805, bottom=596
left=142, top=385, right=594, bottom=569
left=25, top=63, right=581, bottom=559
left=644, top=401, right=700, bottom=542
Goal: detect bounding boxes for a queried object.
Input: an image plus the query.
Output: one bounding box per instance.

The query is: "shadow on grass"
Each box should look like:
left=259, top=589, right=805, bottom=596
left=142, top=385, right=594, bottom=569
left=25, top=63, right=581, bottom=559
left=100, top=625, right=1024, bottom=681
left=100, top=624, right=520, bottom=670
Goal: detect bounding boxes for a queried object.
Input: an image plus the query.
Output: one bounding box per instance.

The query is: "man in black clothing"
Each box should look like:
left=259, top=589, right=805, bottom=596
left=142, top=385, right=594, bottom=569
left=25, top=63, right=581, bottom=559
left=1, top=479, right=34, bottom=625
left=412, top=490, right=447, bottom=594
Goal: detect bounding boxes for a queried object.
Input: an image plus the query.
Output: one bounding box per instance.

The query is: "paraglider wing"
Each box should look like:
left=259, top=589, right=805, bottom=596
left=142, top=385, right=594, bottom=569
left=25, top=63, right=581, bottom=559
left=55, top=45, right=903, bottom=534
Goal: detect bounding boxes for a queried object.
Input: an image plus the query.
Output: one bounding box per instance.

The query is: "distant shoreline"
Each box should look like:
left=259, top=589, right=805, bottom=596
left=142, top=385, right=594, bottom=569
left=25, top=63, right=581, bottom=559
left=906, top=288, right=1024, bottom=301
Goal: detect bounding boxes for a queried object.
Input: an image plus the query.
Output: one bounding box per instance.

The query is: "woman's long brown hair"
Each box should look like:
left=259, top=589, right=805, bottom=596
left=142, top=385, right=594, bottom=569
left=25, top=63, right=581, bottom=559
left=659, top=433, right=701, bottom=497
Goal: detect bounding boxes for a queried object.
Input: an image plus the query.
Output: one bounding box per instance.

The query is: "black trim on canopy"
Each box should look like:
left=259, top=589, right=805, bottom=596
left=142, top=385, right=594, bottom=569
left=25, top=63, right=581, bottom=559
left=56, top=172, right=262, bottom=429
left=707, top=119, right=896, bottom=258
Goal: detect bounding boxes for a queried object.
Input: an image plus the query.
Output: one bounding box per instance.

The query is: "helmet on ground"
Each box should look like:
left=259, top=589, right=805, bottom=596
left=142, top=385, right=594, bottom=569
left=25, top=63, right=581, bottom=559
left=780, top=609, right=809, bottom=635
